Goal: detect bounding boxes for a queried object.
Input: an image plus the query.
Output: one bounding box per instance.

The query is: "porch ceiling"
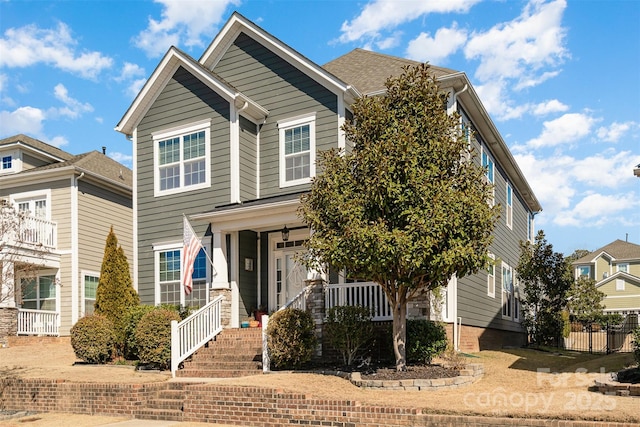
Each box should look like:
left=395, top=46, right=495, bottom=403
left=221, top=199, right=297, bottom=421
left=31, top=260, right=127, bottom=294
left=189, top=199, right=304, bottom=232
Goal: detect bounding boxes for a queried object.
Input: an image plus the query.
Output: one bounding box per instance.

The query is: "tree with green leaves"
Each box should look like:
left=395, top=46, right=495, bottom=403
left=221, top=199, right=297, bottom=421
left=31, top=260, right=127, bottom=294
left=94, top=226, right=139, bottom=354
left=567, top=276, right=605, bottom=325
left=516, top=230, right=573, bottom=346
left=299, top=63, right=499, bottom=371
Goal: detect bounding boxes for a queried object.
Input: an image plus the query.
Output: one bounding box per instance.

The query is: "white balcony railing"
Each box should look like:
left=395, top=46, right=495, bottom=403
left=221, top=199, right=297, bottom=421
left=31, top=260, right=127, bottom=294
left=325, top=282, right=393, bottom=321
left=18, top=216, right=57, bottom=248
left=17, top=308, right=59, bottom=336
left=170, top=295, right=224, bottom=377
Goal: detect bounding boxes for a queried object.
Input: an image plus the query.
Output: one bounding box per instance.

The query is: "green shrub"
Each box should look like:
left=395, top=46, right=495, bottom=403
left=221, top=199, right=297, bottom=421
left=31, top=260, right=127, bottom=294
left=134, top=308, right=181, bottom=369
left=266, top=308, right=317, bottom=369
left=123, top=305, right=155, bottom=360
left=70, top=314, right=115, bottom=364
left=406, top=319, right=448, bottom=364
left=632, top=326, right=640, bottom=366
left=325, top=305, right=374, bottom=367
left=561, top=310, right=571, bottom=338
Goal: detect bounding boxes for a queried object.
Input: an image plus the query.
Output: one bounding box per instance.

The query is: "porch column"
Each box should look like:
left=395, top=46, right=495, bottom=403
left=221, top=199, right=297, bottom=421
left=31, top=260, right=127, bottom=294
left=211, top=231, right=229, bottom=289
left=305, top=278, right=325, bottom=359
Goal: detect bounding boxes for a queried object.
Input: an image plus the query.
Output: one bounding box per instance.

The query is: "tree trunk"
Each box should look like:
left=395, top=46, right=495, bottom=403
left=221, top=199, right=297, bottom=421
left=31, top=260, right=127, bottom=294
left=391, top=294, right=408, bottom=371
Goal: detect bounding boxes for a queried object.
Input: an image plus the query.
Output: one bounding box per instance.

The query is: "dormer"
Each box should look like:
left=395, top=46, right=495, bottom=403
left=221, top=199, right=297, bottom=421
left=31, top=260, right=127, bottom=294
left=0, top=134, right=73, bottom=175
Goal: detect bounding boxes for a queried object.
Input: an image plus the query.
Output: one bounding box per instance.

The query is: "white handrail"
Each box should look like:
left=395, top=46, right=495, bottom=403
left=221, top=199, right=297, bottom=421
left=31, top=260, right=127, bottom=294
left=19, top=216, right=57, bottom=248
left=17, top=308, right=59, bottom=336
left=170, top=295, right=224, bottom=377
left=279, top=285, right=311, bottom=311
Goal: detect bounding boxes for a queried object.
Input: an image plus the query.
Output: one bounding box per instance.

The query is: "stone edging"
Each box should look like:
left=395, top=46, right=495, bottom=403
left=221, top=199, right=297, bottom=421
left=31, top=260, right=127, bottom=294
left=593, top=379, right=640, bottom=397
left=350, top=363, right=484, bottom=391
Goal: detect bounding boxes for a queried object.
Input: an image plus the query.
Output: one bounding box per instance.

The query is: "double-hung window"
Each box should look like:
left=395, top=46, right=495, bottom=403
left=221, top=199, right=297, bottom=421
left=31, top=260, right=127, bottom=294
left=502, top=262, right=513, bottom=318
left=527, top=212, right=534, bottom=242
left=157, top=246, right=209, bottom=307
left=279, top=114, right=316, bottom=187
left=506, top=183, right=513, bottom=229
left=481, top=147, right=495, bottom=206
left=2, top=155, right=12, bottom=170
left=487, top=253, right=495, bottom=298
left=83, top=273, right=99, bottom=315
left=577, top=265, right=590, bottom=279
left=153, top=120, right=211, bottom=196
left=21, top=274, right=56, bottom=311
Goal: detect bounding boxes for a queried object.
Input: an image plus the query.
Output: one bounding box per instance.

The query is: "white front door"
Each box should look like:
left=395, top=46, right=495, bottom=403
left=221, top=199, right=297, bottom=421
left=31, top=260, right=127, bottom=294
left=270, top=232, right=308, bottom=310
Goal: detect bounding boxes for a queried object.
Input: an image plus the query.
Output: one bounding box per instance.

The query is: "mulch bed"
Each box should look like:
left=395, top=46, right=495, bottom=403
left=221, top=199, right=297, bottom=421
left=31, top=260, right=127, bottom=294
left=360, top=364, right=459, bottom=380
left=616, top=367, right=640, bottom=384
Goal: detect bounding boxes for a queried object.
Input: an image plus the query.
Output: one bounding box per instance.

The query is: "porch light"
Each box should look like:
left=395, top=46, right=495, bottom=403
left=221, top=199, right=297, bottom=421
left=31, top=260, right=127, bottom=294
left=281, top=225, right=289, bottom=242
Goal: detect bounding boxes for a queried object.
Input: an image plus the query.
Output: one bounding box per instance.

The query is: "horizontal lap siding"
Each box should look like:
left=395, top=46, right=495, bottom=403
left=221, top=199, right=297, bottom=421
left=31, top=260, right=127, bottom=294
left=213, top=32, right=339, bottom=198
left=136, top=66, right=230, bottom=305
left=239, top=115, right=257, bottom=201
left=456, top=119, right=528, bottom=334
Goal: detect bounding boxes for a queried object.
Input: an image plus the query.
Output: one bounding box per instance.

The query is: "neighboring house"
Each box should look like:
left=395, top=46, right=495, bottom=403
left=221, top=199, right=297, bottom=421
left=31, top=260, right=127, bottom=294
left=0, top=134, right=132, bottom=336
left=573, top=239, right=640, bottom=316
left=115, top=12, right=541, bottom=352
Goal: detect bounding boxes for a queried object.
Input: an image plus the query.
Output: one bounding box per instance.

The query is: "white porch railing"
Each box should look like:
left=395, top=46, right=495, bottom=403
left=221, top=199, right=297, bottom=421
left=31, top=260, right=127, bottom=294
left=325, top=282, right=393, bottom=321
left=170, top=295, right=224, bottom=378
left=17, top=308, right=59, bottom=336
left=18, top=216, right=57, bottom=248
left=279, top=285, right=311, bottom=311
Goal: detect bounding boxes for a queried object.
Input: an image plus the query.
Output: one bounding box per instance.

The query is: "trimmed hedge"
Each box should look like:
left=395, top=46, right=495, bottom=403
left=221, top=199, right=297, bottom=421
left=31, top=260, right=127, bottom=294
left=70, top=314, right=115, bottom=364
left=134, top=308, right=181, bottom=369
left=407, top=319, right=447, bottom=364
left=267, top=308, right=317, bottom=369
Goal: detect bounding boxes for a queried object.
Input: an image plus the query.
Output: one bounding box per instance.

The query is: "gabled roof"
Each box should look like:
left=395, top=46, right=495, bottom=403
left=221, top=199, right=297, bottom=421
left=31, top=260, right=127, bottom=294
left=323, top=48, right=457, bottom=95
left=199, top=12, right=360, bottom=100
left=595, top=270, right=640, bottom=289
left=115, top=46, right=269, bottom=136
left=573, top=239, right=640, bottom=264
left=0, top=134, right=74, bottom=162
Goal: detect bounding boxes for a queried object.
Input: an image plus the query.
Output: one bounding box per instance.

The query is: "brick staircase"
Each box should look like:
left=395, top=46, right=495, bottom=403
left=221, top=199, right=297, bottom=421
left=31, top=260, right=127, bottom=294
left=136, top=383, right=187, bottom=421
left=176, top=327, right=263, bottom=378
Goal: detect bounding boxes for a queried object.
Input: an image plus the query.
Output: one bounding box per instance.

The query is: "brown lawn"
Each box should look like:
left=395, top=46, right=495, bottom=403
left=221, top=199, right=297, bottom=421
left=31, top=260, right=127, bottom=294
left=1, top=338, right=638, bottom=423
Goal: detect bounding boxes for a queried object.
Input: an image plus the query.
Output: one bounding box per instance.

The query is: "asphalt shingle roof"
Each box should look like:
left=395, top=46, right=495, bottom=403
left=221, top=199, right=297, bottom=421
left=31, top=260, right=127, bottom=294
left=323, top=48, right=458, bottom=95
left=573, top=239, right=640, bottom=264
left=0, top=134, right=74, bottom=161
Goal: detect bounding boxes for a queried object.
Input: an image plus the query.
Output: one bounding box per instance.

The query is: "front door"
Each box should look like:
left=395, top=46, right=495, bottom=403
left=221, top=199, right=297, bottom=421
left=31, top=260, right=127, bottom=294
left=271, top=235, right=308, bottom=309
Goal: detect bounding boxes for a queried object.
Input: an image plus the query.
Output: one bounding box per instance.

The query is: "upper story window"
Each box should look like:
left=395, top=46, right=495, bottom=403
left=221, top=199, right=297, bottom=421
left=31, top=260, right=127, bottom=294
left=2, top=155, right=12, bottom=170
left=487, top=253, right=495, bottom=298
left=527, top=212, right=535, bottom=242
left=18, top=199, right=47, bottom=219
left=577, top=265, right=590, bottom=278
left=0, top=150, right=19, bottom=174
left=278, top=113, right=316, bottom=188
left=481, top=147, right=495, bottom=206
left=617, top=263, right=629, bottom=274
left=506, top=182, right=513, bottom=229
left=502, top=262, right=513, bottom=319
left=153, top=120, right=211, bottom=197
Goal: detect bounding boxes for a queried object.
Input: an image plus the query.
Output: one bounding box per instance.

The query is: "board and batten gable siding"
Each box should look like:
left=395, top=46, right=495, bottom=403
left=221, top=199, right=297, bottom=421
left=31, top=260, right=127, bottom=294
left=239, top=115, right=257, bottom=201
left=20, top=153, right=51, bottom=170
left=212, top=32, right=339, bottom=198
left=455, top=114, right=529, bottom=334
left=135, top=66, right=231, bottom=305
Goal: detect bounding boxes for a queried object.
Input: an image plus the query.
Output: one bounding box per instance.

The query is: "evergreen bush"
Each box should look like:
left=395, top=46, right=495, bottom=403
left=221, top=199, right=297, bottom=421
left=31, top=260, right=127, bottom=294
left=632, top=326, right=640, bottom=366
left=134, top=308, right=181, bottom=369
left=123, top=305, right=155, bottom=360
left=70, top=314, right=115, bottom=364
left=266, top=308, right=316, bottom=369
left=324, top=305, right=374, bottom=367
left=406, top=319, right=448, bottom=364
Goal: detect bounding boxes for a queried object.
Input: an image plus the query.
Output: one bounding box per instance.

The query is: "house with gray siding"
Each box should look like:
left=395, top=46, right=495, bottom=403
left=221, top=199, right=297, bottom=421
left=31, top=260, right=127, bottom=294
left=116, top=12, right=541, bottom=352
left=0, top=134, right=133, bottom=338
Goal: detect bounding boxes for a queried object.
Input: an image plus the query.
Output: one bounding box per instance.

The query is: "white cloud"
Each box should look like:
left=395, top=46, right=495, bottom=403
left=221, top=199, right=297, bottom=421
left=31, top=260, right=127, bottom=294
left=406, top=25, right=467, bottom=64
left=596, top=121, right=638, bottom=143
left=46, top=135, right=69, bottom=148
left=475, top=80, right=530, bottom=121
left=126, top=79, right=147, bottom=99
left=109, top=151, right=133, bottom=167
left=0, top=106, right=46, bottom=136
left=338, top=0, right=479, bottom=44
left=0, top=73, right=6, bottom=93
left=52, top=83, right=93, bottom=119
left=464, top=0, right=568, bottom=85
left=116, top=62, right=146, bottom=82
left=532, top=99, right=569, bottom=116
left=526, top=112, right=597, bottom=149
left=570, top=150, right=640, bottom=188
left=0, top=22, right=113, bottom=79
left=555, top=193, right=639, bottom=227
left=134, top=0, right=240, bottom=57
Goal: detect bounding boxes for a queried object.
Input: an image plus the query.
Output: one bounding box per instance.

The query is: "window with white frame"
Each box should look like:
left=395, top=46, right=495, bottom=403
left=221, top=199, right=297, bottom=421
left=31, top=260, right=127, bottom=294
left=487, top=253, right=495, bottom=298
left=513, top=278, right=520, bottom=321
left=2, top=155, right=12, bottom=170
left=481, top=147, right=495, bottom=206
left=506, top=183, right=513, bottom=229
left=17, top=198, right=47, bottom=219
left=527, top=212, right=534, bottom=242
left=157, top=246, right=209, bottom=307
left=153, top=120, right=211, bottom=196
left=577, top=265, right=590, bottom=278
left=502, top=262, right=513, bottom=318
left=279, top=114, right=316, bottom=187
left=617, top=263, right=629, bottom=273
left=83, top=273, right=99, bottom=316
left=21, top=274, right=56, bottom=311
left=1, top=150, right=18, bottom=174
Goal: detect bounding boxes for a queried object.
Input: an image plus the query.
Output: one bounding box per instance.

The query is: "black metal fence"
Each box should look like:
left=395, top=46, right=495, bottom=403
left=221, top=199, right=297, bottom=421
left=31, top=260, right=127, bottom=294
left=563, top=314, right=638, bottom=354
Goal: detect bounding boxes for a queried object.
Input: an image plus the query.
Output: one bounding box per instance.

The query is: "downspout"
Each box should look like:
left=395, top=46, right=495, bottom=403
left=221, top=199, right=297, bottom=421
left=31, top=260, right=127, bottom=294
left=71, top=172, right=85, bottom=327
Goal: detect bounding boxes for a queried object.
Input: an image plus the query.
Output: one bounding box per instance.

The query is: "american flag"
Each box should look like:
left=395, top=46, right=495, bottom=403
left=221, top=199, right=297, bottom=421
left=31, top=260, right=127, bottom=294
left=181, top=216, right=202, bottom=295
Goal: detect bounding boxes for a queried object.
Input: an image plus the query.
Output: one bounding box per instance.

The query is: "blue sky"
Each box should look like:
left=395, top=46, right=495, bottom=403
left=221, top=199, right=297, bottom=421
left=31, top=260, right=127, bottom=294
left=1, top=0, right=638, bottom=256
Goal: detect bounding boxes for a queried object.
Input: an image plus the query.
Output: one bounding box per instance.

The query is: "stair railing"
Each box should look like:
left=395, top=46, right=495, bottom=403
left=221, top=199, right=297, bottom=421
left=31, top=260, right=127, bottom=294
left=170, top=295, right=224, bottom=377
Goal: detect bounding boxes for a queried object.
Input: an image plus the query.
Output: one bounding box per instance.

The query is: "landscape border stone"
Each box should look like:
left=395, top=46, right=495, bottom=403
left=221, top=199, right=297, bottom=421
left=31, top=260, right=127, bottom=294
left=350, top=362, right=484, bottom=390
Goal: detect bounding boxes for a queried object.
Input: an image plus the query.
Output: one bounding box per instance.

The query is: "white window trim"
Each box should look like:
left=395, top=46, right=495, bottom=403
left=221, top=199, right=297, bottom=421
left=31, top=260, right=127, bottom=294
left=576, top=265, right=591, bottom=279
left=481, top=146, right=495, bottom=207
left=18, top=269, right=59, bottom=311
left=487, top=253, right=495, bottom=298
left=153, top=241, right=211, bottom=306
left=501, top=262, right=513, bottom=320
left=617, top=263, right=629, bottom=273
left=152, top=119, right=211, bottom=197
left=615, top=279, right=625, bottom=291
left=81, top=270, right=100, bottom=317
left=0, top=149, right=20, bottom=174
left=278, top=113, right=316, bottom=188
left=506, top=182, right=513, bottom=230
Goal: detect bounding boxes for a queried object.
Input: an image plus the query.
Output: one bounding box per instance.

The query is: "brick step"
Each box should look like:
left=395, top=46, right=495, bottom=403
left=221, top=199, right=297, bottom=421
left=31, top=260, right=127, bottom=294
left=182, top=360, right=262, bottom=370
left=175, top=368, right=263, bottom=378
left=157, top=389, right=186, bottom=399
left=146, top=398, right=184, bottom=411
left=189, top=348, right=262, bottom=359
left=135, top=408, right=184, bottom=422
